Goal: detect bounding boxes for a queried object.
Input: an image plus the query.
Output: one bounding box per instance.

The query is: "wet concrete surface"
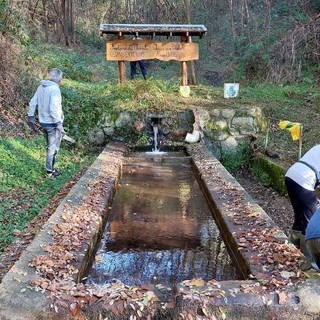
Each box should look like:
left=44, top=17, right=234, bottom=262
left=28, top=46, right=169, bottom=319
left=87, top=153, right=239, bottom=286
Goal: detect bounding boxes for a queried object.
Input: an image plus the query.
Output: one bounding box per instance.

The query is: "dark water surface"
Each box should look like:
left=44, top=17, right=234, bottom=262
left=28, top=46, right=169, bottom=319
left=86, top=153, right=239, bottom=286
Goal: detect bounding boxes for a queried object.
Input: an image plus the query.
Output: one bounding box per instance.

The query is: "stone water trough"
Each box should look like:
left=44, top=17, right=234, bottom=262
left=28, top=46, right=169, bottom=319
left=1, top=141, right=320, bottom=320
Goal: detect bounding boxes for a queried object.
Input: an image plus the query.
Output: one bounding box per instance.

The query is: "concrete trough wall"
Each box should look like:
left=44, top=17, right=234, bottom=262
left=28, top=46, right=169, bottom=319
left=0, top=142, right=126, bottom=320
left=1, top=141, right=320, bottom=320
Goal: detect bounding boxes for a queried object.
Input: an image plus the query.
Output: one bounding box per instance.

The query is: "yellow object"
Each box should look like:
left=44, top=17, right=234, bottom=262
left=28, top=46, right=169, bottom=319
left=180, top=86, right=190, bottom=97
left=278, top=120, right=301, bottom=141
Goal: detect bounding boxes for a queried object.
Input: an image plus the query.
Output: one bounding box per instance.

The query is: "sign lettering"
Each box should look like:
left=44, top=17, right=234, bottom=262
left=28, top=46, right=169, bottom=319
left=106, top=40, right=199, bottom=61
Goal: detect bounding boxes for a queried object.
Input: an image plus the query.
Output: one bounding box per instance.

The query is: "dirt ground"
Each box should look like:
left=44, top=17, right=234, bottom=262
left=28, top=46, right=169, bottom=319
left=233, top=168, right=293, bottom=236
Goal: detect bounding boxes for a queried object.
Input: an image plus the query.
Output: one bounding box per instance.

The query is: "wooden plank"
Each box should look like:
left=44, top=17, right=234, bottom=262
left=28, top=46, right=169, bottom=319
left=100, top=24, right=207, bottom=38
left=106, top=39, right=199, bottom=62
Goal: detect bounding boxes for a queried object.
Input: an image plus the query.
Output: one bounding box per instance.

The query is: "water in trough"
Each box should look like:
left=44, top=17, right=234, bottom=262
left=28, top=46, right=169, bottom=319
left=86, top=150, right=240, bottom=287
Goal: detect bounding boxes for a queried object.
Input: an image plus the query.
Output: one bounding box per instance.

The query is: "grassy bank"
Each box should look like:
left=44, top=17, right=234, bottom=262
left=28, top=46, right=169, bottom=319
left=0, top=135, right=96, bottom=252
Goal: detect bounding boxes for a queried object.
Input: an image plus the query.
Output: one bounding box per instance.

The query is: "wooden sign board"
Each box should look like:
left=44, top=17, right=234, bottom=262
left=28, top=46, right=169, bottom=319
left=106, top=39, right=199, bottom=61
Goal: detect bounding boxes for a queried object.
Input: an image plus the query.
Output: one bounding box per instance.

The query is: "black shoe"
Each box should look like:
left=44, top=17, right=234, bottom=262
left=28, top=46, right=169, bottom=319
left=289, top=230, right=302, bottom=248
left=47, top=170, right=61, bottom=180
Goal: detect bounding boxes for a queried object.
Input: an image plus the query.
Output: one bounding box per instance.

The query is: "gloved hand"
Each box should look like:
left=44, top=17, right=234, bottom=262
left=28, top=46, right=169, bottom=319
left=56, top=123, right=65, bottom=134
left=27, top=116, right=35, bottom=130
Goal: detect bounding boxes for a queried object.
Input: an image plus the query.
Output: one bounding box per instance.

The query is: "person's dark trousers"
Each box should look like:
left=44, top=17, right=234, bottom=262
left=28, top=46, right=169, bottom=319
left=285, top=176, right=318, bottom=234
left=130, top=60, right=147, bottom=79
left=138, top=60, right=147, bottom=79
left=130, top=61, right=137, bottom=79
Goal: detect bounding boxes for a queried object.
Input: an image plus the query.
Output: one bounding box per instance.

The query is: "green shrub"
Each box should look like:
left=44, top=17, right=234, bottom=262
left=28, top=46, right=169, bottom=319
left=251, top=163, right=272, bottom=187
left=220, top=143, right=251, bottom=172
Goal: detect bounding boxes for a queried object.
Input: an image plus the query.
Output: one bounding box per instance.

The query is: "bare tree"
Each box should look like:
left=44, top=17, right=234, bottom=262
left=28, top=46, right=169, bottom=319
left=183, top=0, right=197, bottom=85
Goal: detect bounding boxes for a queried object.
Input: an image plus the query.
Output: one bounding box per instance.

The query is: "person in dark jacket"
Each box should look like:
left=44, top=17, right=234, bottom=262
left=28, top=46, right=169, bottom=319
left=27, top=68, right=64, bottom=179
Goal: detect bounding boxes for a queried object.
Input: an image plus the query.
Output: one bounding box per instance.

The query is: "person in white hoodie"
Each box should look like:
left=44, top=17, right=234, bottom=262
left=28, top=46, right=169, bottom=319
left=28, top=68, right=64, bottom=179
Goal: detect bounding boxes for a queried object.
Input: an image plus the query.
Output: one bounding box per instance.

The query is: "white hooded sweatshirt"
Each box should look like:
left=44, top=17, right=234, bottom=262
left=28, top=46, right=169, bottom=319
left=28, top=80, right=64, bottom=127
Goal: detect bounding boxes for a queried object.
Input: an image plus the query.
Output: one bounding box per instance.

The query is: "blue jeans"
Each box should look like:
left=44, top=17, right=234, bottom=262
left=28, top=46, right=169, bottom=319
left=43, top=127, right=62, bottom=172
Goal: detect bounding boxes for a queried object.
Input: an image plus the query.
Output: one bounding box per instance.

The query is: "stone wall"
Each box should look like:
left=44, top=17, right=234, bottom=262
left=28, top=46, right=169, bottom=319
left=88, top=110, right=195, bottom=147
left=192, top=105, right=266, bottom=158
left=87, top=106, right=266, bottom=156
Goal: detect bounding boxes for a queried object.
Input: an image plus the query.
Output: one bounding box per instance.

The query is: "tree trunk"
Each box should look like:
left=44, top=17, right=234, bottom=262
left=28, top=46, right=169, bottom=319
left=183, top=0, right=197, bottom=85
left=228, top=0, right=236, bottom=39
left=42, top=0, right=48, bottom=42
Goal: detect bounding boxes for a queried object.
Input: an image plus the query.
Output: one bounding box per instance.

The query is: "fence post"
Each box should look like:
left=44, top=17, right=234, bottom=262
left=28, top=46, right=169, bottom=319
left=264, top=118, right=270, bottom=149
left=298, top=125, right=303, bottom=159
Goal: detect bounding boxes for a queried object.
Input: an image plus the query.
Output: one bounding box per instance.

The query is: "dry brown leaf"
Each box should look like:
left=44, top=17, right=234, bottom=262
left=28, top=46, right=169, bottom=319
left=187, top=314, right=193, bottom=320
left=207, top=279, right=220, bottom=287
left=248, top=212, right=260, bottom=218
left=184, top=279, right=205, bottom=287
left=47, top=283, right=57, bottom=292
left=202, top=307, right=209, bottom=317
left=70, top=302, right=81, bottom=317
left=277, top=291, right=288, bottom=305
left=40, top=281, right=49, bottom=289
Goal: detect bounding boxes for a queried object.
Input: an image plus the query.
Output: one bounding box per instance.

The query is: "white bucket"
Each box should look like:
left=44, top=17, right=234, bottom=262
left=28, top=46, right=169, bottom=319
left=185, top=130, right=200, bottom=143
left=224, top=83, right=239, bottom=98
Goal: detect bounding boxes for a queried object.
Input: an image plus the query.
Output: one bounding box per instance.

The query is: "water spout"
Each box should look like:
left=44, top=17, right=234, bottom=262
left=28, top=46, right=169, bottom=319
left=153, top=125, right=159, bottom=152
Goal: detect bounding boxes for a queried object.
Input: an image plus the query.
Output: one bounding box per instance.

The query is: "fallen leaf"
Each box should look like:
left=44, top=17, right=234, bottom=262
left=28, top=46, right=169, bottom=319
left=202, top=307, right=209, bottom=317
left=13, top=277, right=22, bottom=283
left=277, top=291, right=288, bottom=305
left=183, top=279, right=205, bottom=287
left=70, top=302, right=81, bottom=316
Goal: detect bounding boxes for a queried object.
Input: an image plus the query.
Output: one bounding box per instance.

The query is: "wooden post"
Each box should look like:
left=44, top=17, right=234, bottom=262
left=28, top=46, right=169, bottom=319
left=181, top=35, right=188, bottom=86
left=117, top=32, right=125, bottom=85
left=187, top=35, right=197, bottom=85
left=118, top=61, right=125, bottom=85
left=298, top=125, right=303, bottom=159
left=181, top=61, right=188, bottom=86
left=265, top=118, right=270, bottom=149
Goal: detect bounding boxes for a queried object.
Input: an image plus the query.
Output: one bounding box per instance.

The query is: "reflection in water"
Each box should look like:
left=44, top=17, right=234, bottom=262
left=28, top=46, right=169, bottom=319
left=178, top=181, right=191, bottom=219
left=87, top=155, right=239, bottom=286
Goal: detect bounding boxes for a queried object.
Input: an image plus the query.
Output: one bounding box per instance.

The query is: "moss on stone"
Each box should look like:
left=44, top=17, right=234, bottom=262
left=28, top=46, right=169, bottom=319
left=256, top=156, right=287, bottom=195
left=205, top=120, right=230, bottom=135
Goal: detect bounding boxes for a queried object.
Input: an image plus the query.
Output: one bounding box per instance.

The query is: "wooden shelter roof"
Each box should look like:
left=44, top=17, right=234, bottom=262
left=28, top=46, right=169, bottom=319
left=99, top=24, right=207, bottom=38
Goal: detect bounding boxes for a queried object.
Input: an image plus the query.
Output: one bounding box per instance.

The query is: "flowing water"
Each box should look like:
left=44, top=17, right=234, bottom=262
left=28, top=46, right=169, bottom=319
left=86, top=152, right=239, bottom=286
left=152, top=125, right=159, bottom=152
